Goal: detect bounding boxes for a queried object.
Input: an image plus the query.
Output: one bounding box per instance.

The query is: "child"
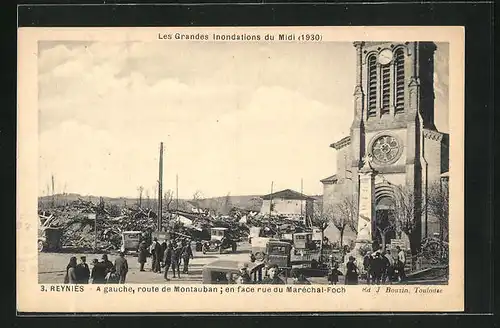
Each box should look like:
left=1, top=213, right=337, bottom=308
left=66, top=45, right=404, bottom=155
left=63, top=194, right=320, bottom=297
left=328, top=261, right=343, bottom=285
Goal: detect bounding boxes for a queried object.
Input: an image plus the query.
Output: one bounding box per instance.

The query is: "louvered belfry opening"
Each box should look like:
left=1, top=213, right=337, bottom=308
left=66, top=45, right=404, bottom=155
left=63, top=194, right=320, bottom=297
left=381, top=63, right=391, bottom=115
left=395, top=48, right=405, bottom=113
left=367, top=55, right=377, bottom=117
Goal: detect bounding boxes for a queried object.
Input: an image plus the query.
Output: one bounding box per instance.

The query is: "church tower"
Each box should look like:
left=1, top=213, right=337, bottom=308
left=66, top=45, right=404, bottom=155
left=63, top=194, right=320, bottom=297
left=323, top=41, right=448, bottom=251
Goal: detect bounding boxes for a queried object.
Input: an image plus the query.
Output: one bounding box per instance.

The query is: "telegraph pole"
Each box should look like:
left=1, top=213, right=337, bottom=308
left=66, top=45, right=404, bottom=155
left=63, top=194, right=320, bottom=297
left=300, top=178, right=304, bottom=224
left=157, top=142, right=164, bottom=231
left=176, top=174, right=179, bottom=223
left=269, top=181, right=274, bottom=218
left=51, top=174, right=55, bottom=207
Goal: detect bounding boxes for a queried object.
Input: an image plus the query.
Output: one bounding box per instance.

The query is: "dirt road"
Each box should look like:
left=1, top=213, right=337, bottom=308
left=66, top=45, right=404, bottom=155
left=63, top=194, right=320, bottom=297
left=39, top=242, right=331, bottom=284
left=39, top=242, right=253, bottom=284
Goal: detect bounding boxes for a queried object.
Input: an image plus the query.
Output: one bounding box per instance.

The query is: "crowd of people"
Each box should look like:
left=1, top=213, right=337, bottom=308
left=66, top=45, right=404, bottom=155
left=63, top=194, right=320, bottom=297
left=63, top=237, right=194, bottom=284
left=335, top=246, right=407, bottom=285
left=64, top=253, right=129, bottom=284
left=62, top=238, right=407, bottom=285
left=140, top=237, right=194, bottom=280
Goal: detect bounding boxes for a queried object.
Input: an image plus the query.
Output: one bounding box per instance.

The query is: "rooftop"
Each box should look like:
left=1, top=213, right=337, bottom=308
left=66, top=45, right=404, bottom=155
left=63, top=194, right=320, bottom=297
left=261, top=189, right=314, bottom=201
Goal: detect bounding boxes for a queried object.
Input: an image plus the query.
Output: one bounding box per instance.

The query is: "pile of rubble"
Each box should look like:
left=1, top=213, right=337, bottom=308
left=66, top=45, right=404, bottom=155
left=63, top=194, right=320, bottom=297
left=39, top=198, right=314, bottom=252
left=39, top=198, right=159, bottom=251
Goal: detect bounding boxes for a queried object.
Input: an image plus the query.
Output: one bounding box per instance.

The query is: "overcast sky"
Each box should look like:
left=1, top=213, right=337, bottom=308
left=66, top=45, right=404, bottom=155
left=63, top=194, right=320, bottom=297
left=38, top=41, right=449, bottom=199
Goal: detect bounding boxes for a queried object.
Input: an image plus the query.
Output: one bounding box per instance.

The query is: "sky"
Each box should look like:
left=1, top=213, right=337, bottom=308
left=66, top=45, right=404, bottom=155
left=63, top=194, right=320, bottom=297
left=38, top=41, right=449, bottom=199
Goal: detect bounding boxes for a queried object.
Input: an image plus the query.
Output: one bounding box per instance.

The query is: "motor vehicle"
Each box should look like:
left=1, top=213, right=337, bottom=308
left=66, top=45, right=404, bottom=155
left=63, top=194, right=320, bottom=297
left=202, top=259, right=265, bottom=284
left=120, top=231, right=142, bottom=255
left=38, top=214, right=62, bottom=252
left=202, top=227, right=238, bottom=254
left=264, top=240, right=292, bottom=269
left=292, top=232, right=316, bottom=250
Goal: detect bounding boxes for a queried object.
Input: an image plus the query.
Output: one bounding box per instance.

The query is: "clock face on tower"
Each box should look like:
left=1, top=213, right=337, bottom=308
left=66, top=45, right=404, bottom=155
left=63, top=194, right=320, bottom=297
left=378, top=49, right=393, bottom=65
left=371, top=135, right=401, bottom=164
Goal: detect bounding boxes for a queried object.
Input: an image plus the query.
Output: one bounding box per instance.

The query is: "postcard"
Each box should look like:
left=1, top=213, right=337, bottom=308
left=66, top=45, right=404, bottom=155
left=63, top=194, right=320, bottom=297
left=17, top=26, right=464, bottom=313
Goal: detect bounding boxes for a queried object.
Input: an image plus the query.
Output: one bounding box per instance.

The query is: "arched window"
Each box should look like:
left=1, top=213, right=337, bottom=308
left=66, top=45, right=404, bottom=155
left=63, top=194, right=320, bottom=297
left=394, top=49, right=405, bottom=112
left=367, top=55, right=377, bottom=117
left=381, top=63, right=391, bottom=115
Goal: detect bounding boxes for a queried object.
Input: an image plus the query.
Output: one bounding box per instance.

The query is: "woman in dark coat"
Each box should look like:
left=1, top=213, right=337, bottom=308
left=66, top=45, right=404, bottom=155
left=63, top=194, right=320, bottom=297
left=138, top=241, right=148, bottom=272
left=64, top=256, right=78, bottom=284
left=345, top=256, right=359, bottom=285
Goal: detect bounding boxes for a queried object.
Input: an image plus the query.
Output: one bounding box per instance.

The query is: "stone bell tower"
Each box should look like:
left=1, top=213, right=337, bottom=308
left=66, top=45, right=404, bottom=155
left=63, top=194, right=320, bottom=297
left=323, top=41, right=448, bottom=252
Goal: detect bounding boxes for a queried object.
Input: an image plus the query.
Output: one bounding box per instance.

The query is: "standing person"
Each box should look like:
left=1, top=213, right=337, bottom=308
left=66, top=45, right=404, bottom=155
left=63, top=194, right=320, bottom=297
left=237, top=263, right=252, bottom=284
left=363, top=253, right=372, bottom=284
left=328, top=261, right=342, bottom=285
left=149, top=238, right=159, bottom=272
left=154, top=239, right=163, bottom=274
left=261, top=264, right=285, bottom=284
left=101, top=254, right=114, bottom=274
left=91, top=259, right=106, bottom=284
left=345, top=256, right=359, bottom=285
left=181, top=239, right=194, bottom=274
left=381, top=250, right=394, bottom=283
left=171, top=241, right=182, bottom=279
left=64, top=256, right=78, bottom=284
left=114, top=252, right=129, bottom=284
left=163, top=242, right=173, bottom=281
left=75, top=256, right=90, bottom=284
left=396, top=246, right=406, bottom=282
left=371, top=252, right=384, bottom=285
left=160, top=240, right=167, bottom=268
left=138, top=241, right=148, bottom=272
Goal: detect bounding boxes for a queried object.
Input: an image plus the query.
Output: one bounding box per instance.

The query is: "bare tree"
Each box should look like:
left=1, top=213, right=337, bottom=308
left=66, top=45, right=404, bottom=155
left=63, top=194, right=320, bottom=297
left=335, top=195, right=358, bottom=235
left=137, top=186, right=144, bottom=207
left=163, top=189, right=174, bottom=211
left=427, top=181, right=449, bottom=242
left=392, top=185, right=425, bottom=255
left=145, top=189, right=151, bottom=208
left=323, top=203, right=348, bottom=247
left=312, top=203, right=329, bottom=244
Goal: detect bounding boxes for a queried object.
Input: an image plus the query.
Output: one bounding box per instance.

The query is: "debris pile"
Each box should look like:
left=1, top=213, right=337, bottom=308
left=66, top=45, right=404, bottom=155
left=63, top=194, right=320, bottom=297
left=39, top=198, right=316, bottom=252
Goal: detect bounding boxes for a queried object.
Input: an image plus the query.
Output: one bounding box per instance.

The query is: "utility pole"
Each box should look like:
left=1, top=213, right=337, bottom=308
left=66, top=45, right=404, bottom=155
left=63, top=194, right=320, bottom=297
left=51, top=174, right=55, bottom=207
left=300, top=178, right=304, bottom=225
left=158, top=142, right=164, bottom=231
left=176, top=174, right=179, bottom=222
left=269, top=181, right=274, bottom=218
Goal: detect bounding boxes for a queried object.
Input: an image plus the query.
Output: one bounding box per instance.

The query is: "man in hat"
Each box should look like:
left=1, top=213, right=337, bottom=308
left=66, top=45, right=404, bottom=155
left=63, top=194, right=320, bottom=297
left=150, top=238, right=161, bottom=273
left=114, top=251, right=129, bottom=284
left=162, top=242, right=173, bottom=281
left=181, top=239, right=194, bottom=274
left=237, top=262, right=252, bottom=284
left=75, top=256, right=90, bottom=284
left=91, top=258, right=106, bottom=284
left=101, top=254, right=114, bottom=275
left=370, top=251, right=384, bottom=285
left=170, top=240, right=182, bottom=278
left=138, top=241, right=148, bottom=272
left=261, top=263, right=285, bottom=284
left=396, top=246, right=406, bottom=282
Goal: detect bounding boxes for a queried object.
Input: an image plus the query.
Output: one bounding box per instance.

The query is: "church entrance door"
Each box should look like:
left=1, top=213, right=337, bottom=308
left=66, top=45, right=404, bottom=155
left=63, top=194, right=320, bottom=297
left=373, top=197, right=396, bottom=251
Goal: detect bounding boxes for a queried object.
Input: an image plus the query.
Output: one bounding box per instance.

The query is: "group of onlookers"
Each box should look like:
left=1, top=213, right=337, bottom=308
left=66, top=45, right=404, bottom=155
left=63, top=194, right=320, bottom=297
left=336, top=246, right=407, bottom=285
left=64, top=253, right=129, bottom=284
left=138, top=237, right=194, bottom=280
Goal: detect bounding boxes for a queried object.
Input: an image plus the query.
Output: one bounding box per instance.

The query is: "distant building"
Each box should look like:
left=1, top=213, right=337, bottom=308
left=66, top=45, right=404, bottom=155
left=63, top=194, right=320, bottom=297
left=260, top=189, right=314, bottom=221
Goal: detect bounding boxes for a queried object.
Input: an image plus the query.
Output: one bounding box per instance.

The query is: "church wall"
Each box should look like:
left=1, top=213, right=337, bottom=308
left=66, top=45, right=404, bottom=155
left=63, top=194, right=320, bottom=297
left=335, top=146, right=351, bottom=180
left=374, top=172, right=406, bottom=187
left=423, top=135, right=444, bottom=183
left=322, top=183, right=337, bottom=213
